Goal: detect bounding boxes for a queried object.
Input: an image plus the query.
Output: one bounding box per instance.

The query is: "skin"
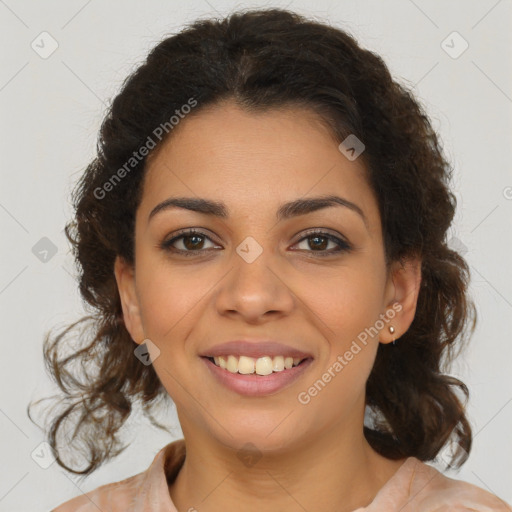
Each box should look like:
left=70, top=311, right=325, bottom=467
left=114, top=100, right=422, bottom=512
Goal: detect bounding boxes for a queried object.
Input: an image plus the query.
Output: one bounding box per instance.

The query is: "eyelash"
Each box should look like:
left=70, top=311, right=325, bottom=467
left=159, top=228, right=352, bottom=257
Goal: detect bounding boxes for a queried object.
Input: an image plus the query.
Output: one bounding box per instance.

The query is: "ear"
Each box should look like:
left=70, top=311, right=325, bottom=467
left=379, top=255, right=422, bottom=344
left=114, top=255, right=145, bottom=345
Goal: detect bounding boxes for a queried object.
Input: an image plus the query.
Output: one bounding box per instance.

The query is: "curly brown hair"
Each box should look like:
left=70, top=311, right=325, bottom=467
left=27, top=7, right=476, bottom=476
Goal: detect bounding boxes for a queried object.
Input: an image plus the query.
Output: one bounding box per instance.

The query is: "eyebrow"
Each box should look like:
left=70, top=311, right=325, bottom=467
left=148, top=194, right=368, bottom=229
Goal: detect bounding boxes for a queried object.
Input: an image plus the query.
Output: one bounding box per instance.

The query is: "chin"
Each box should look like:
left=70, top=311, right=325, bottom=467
left=211, top=414, right=307, bottom=456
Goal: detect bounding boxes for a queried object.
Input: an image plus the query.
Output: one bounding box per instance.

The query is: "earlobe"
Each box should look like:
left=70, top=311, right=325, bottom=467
left=380, top=255, right=422, bottom=344
left=113, top=256, right=145, bottom=345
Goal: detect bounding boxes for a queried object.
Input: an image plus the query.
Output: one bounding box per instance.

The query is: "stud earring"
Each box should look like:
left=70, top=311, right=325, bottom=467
left=389, top=325, right=396, bottom=345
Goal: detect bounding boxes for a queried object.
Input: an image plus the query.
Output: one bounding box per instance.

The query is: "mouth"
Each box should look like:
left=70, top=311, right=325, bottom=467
left=200, top=355, right=314, bottom=396
left=202, top=355, right=311, bottom=375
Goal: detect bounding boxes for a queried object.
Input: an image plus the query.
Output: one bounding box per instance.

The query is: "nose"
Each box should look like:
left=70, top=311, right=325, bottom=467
left=213, top=239, right=295, bottom=324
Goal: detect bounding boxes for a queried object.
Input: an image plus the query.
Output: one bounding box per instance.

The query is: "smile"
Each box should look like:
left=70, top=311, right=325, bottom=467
left=201, top=356, right=313, bottom=396
left=207, top=355, right=306, bottom=375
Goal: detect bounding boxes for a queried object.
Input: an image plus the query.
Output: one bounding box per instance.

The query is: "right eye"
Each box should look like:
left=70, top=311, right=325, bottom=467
left=160, top=229, right=220, bottom=256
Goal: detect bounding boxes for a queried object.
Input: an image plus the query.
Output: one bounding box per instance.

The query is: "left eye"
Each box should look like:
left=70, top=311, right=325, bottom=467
left=160, top=229, right=351, bottom=256
left=294, top=232, right=349, bottom=254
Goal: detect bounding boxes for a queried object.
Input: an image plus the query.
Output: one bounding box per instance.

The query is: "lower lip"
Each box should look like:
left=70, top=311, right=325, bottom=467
left=201, top=357, right=314, bottom=396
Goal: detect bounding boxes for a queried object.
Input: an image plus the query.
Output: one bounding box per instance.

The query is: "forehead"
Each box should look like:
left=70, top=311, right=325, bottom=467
left=141, top=102, right=379, bottom=231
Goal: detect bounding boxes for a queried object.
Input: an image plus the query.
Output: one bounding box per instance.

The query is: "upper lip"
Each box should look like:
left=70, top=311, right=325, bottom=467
left=200, top=340, right=314, bottom=359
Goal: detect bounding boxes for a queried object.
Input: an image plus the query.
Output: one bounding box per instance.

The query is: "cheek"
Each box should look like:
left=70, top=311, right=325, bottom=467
left=297, top=271, right=384, bottom=414
left=134, top=258, right=211, bottom=349
left=314, top=267, right=386, bottom=342
left=134, top=262, right=210, bottom=407
left=308, top=267, right=385, bottom=402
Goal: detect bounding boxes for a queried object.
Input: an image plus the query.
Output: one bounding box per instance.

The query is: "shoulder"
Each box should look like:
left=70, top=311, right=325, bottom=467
left=394, top=458, right=512, bottom=511
left=51, top=473, right=144, bottom=512
left=51, top=472, right=145, bottom=511
left=50, top=439, right=186, bottom=512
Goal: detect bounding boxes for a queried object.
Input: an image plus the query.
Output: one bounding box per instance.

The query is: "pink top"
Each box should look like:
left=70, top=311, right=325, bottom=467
left=51, top=438, right=511, bottom=511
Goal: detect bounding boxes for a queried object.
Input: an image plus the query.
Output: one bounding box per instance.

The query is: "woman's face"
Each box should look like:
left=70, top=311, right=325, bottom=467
left=115, top=101, right=420, bottom=453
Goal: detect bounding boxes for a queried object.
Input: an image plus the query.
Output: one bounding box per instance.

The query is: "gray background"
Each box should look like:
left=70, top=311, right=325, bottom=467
left=0, top=1, right=511, bottom=510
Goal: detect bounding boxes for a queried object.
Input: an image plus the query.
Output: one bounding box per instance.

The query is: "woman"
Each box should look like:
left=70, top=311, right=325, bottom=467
left=33, top=7, right=510, bottom=511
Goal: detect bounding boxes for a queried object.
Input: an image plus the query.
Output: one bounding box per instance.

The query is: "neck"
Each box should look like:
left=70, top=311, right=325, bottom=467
left=168, top=417, right=405, bottom=512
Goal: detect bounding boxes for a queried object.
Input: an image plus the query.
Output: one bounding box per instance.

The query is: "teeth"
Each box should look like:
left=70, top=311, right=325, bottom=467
left=210, top=355, right=305, bottom=375
left=255, top=356, right=273, bottom=375
left=226, top=355, right=238, bottom=373
left=273, top=355, right=285, bottom=372
left=238, top=355, right=256, bottom=374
